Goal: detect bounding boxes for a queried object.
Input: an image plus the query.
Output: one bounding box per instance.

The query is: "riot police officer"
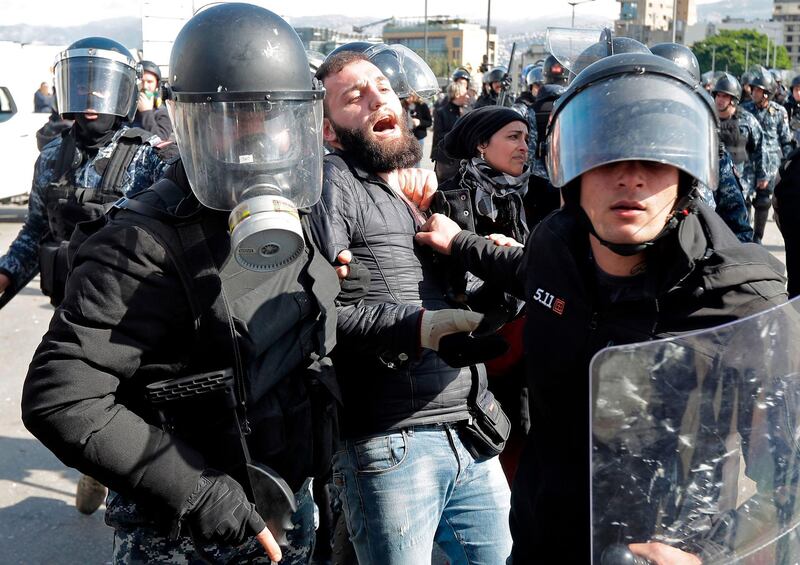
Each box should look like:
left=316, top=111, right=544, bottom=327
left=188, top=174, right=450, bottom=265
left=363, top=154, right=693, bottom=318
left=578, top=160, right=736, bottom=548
left=475, top=65, right=511, bottom=108
left=741, top=65, right=794, bottom=243
left=416, top=50, right=786, bottom=564
left=21, top=4, right=341, bottom=563
left=713, top=73, right=768, bottom=220
left=0, top=37, right=169, bottom=309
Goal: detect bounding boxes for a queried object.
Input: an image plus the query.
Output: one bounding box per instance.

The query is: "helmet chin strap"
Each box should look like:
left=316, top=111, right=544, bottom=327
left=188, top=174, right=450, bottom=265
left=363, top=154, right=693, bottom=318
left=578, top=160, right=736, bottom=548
left=581, top=185, right=699, bottom=257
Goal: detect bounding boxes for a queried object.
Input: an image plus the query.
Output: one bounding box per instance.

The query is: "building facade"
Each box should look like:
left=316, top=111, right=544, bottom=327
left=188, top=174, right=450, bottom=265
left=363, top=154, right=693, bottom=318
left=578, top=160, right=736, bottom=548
left=615, top=0, right=696, bottom=44
left=774, top=0, right=800, bottom=66
left=382, top=19, right=498, bottom=77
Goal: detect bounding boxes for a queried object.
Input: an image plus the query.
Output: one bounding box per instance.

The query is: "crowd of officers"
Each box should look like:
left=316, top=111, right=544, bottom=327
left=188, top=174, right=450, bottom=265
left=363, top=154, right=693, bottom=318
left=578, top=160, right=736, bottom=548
left=1, top=3, right=799, bottom=564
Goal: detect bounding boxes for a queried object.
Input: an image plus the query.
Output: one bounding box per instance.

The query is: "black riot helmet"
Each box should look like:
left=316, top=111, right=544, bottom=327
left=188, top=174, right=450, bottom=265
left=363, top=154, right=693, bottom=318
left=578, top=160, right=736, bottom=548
left=791, top=75, right=800, bottom=90
left=546, top=53, right=719, bottom=256
left=484, top=66, right=507, bottom=84
left=741, top=71, right=754, bottom=87
left=165, top=2, right=325, bottom=271
left=327, top=41, right=376, bottom=58
left=526, top=66, right=544, bottom=87
left=54, top=36, right=139, bottom=120
left=139, top=60, right=161, bottom=82
left=543, top=54, right=569, bottom=85
left=451, top=67, right=471, bottom=84
left=571, top=37, right=650, bottom=77
left=712, top=73, right=742, bottom=104
left=749, top=65, right=776, bottom=96
left=649, top=43, right=700, bottom=83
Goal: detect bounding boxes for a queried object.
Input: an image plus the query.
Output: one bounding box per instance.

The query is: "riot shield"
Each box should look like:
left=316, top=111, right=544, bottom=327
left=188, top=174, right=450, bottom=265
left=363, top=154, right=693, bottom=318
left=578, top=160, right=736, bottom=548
left=591, top=298, right=800, bottom=564
left=545, top=27, right=610, bottom=73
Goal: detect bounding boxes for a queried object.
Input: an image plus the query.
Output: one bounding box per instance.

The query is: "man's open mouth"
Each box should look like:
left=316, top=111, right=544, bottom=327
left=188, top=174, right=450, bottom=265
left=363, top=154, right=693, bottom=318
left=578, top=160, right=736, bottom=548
left=372, top=114, right=398, bottom=133
left=611, top=200, right=646, bottom=211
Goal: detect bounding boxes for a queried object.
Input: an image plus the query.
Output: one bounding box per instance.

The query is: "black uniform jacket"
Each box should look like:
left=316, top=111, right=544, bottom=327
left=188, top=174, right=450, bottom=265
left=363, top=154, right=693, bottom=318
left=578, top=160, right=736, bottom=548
left=448, top=203, right=787, bottom=562
left=21, top=163, right=338, bottom=528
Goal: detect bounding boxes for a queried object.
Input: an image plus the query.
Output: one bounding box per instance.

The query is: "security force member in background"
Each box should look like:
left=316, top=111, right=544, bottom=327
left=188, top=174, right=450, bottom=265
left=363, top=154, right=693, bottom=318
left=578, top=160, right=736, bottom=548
left=131, top=59, right=173, bottom=141
left=415, top=51, right=786, bottom=563
left=649, top=43, right=753, bottom=242
left=0, top=37, right=168, bottom=308
left=0, top=37, right=170, bottom=517
left=713, top=74, right=768, bottom=232
left=741, top=65, right=794, bottom=243
left=22, top=5, right=344, bottom=563
left=311, top=50, right=513, bottom=564
left=475, top=65, right=512, bottom=108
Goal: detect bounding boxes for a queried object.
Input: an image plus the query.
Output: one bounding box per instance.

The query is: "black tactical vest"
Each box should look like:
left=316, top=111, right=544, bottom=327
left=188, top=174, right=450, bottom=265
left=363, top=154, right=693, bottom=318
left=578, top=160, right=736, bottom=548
left=40, top=128, right=155, bottom=305
left=719, top=112, right=748, bottom=165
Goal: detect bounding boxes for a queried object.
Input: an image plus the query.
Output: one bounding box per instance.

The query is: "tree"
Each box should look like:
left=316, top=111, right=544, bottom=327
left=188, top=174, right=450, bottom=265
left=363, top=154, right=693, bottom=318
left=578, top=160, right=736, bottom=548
left=691, top=29, right=791, bottom=77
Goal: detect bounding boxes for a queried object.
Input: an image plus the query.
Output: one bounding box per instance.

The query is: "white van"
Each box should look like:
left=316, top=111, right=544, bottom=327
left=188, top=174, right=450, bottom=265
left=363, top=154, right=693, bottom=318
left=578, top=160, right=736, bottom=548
left=0, top=86, right=47, bottom=203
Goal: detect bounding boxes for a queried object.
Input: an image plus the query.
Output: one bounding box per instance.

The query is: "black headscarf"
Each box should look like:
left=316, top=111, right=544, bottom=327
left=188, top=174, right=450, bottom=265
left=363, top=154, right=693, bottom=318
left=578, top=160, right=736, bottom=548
left=443, top=106, right=528, bottom=160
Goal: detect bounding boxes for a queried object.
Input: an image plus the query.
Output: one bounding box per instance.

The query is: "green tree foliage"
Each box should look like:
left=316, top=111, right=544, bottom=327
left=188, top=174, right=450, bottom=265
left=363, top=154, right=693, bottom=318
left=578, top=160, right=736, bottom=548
left=691, top=29, right=791, bottom=76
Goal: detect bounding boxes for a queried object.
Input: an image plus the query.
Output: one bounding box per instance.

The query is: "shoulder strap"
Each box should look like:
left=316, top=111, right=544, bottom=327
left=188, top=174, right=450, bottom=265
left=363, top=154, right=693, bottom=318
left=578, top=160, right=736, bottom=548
left=100, top=128, right=153, bottom=192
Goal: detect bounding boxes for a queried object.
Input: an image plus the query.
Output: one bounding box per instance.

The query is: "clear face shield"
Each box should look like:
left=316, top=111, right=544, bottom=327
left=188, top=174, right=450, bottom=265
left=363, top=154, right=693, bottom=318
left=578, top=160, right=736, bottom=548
left=54, top=48, right=138, bottom=120
left=363, top=44, right=440, bottom=100
left=168, top=97, right=324, bottom=271
left=546, top=74, right=719, bottom=194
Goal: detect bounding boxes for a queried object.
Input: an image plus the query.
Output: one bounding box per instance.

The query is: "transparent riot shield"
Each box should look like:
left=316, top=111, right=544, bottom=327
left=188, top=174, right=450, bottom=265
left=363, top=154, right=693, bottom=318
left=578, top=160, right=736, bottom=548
left=545, top=27, right=610, bottom=73
left=591, top=298, right=800, bottom=564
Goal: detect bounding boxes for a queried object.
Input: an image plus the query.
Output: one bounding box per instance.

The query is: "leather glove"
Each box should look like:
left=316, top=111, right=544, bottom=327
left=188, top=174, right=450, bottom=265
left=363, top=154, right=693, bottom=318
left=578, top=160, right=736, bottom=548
left=337, top=255, right=370, bottom=305
left=182, top=469, right=265, bottom=547
left=419, top=309, right=509, bottom=368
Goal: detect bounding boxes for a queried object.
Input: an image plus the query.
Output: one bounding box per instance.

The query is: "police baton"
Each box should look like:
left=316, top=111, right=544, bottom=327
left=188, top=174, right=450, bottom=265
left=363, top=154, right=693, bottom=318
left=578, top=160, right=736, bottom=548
left=497, top=42, right=517, bottom=107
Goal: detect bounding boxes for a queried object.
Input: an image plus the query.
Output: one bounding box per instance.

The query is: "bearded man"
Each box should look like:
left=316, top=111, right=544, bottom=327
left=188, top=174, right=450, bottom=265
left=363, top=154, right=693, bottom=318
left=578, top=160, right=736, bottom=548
left=309, top=51, right=513, bottom=565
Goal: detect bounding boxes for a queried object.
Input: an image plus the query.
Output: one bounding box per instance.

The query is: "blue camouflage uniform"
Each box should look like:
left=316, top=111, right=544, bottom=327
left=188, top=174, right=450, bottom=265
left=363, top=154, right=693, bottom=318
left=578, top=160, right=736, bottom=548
left=716, top=150, right=754, bottom=243
left=741, top=99, right=794, bottom=181
left=723, top=108, right=768, bottom=200
left=0, top=127, right=167, bottom=291
left=513, top=103, right=549, bottom=180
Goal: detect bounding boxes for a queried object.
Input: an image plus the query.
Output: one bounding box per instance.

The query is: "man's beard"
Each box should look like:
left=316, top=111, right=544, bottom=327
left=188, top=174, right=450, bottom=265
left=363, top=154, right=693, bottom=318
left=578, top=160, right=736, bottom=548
left=332, top=117, right=421, bottom=173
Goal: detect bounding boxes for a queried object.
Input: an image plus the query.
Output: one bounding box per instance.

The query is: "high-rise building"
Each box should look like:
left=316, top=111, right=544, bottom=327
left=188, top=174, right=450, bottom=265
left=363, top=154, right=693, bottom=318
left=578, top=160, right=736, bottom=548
left=615, top=0, right=696, bottom=44
left=774, top=0, right=800, bottom=67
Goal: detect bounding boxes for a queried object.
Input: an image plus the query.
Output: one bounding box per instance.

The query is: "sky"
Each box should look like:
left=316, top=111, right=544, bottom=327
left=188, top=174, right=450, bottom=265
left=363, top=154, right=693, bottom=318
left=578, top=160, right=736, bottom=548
left=4, top=0, right=621, bottom=26
left=3, top=0, right=728, bottom=27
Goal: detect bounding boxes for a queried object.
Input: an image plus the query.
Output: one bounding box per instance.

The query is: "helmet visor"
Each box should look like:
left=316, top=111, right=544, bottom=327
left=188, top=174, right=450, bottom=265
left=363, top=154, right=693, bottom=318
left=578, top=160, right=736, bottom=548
left=364, top=44, right=440, bottom=99
left=168, top=98, right=323, bottom=211
left=546, top=74, right=718, bottom=191
left=55, top=56, right=137, bottom=120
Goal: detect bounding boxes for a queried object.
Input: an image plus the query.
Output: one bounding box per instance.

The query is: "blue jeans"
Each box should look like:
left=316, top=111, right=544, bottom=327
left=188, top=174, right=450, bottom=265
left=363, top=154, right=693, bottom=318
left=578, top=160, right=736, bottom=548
left=333, top=424, right=512, bottom=565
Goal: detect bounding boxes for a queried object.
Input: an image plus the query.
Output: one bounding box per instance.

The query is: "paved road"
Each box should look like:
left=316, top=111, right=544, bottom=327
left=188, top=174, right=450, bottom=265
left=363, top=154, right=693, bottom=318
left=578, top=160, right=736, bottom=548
left=0, top=144, right=789, bottom=563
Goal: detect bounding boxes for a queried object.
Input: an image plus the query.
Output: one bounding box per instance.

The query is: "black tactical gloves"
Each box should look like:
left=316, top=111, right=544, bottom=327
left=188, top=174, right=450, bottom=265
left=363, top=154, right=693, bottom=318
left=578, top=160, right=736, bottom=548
left=183, top=469, right=265, bottom=546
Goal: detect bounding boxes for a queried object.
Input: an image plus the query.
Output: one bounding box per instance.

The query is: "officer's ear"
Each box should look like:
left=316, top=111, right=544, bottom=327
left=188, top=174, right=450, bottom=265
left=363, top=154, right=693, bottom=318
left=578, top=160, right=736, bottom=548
left=323, top=117, right=339, bottom=145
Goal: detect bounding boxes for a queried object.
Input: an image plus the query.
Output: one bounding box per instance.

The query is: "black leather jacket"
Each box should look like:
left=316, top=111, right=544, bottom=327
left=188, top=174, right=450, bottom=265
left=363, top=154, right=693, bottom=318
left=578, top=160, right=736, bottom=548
left=310, top=152, right=486, bottom=438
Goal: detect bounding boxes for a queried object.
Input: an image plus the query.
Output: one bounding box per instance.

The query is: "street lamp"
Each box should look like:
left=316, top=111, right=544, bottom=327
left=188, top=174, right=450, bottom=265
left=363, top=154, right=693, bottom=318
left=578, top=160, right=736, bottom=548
left=568, top=0, right=596, bottom=28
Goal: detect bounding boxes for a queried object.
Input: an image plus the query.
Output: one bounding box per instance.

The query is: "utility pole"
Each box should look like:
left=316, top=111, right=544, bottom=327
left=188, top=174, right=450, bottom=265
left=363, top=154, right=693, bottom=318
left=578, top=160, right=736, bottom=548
left=671, top=0, right=677, bottom=43
left=424, top=0, right=428, bottom=60
left=485, top=0, right=492, bottom=68
left=766, top=36, right=770, bottom=66
left=711, top=45, right=716, bottom=73
left=745, top=42, right=749, bottom=70
left=773, top=35, right=777, bottom=68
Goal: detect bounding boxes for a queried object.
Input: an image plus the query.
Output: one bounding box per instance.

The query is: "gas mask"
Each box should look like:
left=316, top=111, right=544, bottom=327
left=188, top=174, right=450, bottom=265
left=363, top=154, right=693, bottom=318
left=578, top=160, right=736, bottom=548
left=167, top=97, right=324, bottom=271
